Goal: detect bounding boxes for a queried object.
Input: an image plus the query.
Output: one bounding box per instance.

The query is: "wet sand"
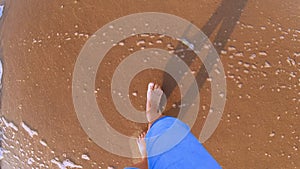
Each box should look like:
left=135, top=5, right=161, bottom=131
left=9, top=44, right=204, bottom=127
left=0, top=0, right=299, bottom=168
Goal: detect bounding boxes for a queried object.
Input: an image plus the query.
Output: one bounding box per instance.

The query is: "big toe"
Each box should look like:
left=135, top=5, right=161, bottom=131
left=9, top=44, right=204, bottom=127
left=148, top=82, right=154, bottom=92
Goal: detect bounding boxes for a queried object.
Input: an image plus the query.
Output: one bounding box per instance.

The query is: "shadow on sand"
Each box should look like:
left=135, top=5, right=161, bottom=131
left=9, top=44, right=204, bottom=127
left=162, top=0, right=248, bottom=118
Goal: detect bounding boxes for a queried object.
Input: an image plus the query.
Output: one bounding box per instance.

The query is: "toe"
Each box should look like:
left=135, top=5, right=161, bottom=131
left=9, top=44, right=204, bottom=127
left=148, top=82, right=154, bottom=91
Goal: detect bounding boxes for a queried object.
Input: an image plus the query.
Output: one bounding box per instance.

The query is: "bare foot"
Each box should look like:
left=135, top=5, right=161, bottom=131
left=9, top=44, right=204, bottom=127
left=137, top=132, right=147, bottom=159
left=146, top=82, right=163, bottom=123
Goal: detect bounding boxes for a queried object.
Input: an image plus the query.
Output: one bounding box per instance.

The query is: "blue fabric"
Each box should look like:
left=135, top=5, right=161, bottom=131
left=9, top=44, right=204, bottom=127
left=145, top=116, right=221, bottom=169
left=0, top=5, right=3, bottom=18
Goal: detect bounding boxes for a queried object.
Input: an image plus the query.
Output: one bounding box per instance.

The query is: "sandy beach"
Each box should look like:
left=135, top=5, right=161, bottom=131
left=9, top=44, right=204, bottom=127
left=0, top=0, right=299, bottom=168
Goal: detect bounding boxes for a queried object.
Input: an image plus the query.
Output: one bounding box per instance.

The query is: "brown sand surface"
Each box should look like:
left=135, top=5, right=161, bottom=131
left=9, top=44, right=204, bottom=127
left=0, top=0, right=299, bottom=168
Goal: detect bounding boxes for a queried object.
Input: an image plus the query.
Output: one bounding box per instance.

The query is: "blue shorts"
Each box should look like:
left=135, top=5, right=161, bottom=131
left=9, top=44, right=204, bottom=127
left=126, top=116, right=222, bottom=169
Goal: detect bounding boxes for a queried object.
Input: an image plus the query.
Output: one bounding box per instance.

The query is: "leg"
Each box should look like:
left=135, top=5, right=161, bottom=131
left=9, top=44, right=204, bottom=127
left=129, top=158, right=148, bottom=169
left=134, top=83, right=164, bottom=168
left=131, top=132, right=148, bottom=169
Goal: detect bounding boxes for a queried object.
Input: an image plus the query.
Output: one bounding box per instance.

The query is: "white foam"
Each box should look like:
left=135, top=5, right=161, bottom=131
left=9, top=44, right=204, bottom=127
left=81, top=154, right=90, bottom=160
left=51, top=159, right=83, bottom=169
left=51, top=159, right=65, bottom=169
left=259, top=51, right=268, bottom=56
left=286, top=57, right=296, bottom=66
left=0, top=59, right=2, bottom=85
left=132, top=92, right=137, bottom=97
left=294, top=52, right=300, bottom=57
left=1, top=117, right=18, bottom=131
left=136, top=40, right=145, bottom=46
left=0, top=147, right=3, bottom=160
left=228, top=46, right=236, bottom=51
left=21, top=122, right=38, bottom=137
left=63, top=159, right=83, bottom=168
left=27, top=157, right=35, bottom=165
left=235, top=52, right=244, bottom=57
left=220, top=50, right=227, bottom=54
left=264, top=61, right=272, bottom=68
left=39, top=140, right=48, bottom=147
left=260, top=26, right=266, bottom=30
